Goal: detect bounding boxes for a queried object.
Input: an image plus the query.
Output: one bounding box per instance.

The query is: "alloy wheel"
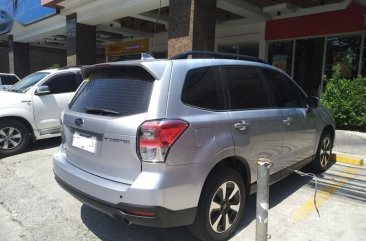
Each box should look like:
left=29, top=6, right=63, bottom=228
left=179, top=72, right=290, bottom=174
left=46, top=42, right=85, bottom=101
left=320, top=136, right=331, bottom=168
left=0, top=127, right=22, bottom=150
left=209, top=181, right=241, bottom=233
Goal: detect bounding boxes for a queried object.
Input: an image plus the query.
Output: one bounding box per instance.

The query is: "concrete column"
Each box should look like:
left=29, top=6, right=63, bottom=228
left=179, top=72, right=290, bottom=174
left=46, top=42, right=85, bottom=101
left=66, top=13, right=96, bottom=66
left=258, top=21, right=268, bottom=61
left=0, top=45, right=9, bottom=73
left=259, top=40, right=268, bottom=61
left=8, top=35, right=30, bottom=78
left=168, top=0, right=217, bottom=58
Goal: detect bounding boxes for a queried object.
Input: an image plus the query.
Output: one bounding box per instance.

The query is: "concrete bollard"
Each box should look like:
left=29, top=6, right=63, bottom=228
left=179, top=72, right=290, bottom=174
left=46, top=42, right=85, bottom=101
left=256, top=158, right=273, bottom=241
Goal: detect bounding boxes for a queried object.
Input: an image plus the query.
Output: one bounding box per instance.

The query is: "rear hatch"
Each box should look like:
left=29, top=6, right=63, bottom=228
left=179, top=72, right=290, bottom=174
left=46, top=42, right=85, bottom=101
left=62, top=64, right=160, bottom=184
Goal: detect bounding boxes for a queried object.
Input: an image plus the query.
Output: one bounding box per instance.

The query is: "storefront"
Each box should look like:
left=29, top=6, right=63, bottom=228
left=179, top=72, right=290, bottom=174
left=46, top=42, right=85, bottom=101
left=1, top=0, right=365, bottom=83
left=266, top=1, right=366, bottom=96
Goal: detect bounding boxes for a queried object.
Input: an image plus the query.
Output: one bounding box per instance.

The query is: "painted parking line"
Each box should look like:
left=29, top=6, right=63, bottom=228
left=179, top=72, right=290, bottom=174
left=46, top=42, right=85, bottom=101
left=292, top=167, right=359, bottom=221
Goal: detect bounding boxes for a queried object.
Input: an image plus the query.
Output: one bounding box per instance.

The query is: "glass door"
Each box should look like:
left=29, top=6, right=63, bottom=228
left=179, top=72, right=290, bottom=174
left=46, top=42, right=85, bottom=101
left=294, top=38, right=325, bottom=97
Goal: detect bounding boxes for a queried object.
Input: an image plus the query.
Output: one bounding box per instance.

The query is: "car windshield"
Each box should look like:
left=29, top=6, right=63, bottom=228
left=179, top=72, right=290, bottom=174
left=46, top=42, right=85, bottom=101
left=8, top=71, right=50, bottom=93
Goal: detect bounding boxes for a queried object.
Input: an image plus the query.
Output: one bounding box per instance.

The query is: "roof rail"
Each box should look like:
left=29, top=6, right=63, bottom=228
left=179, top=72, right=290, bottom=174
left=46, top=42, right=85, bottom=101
left=169, top=50, right=267, bottom=64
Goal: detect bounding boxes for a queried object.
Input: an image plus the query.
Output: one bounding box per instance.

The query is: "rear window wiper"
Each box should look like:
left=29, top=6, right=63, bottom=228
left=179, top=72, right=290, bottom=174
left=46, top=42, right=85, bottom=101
left=84, top=107, right=121, bottom=116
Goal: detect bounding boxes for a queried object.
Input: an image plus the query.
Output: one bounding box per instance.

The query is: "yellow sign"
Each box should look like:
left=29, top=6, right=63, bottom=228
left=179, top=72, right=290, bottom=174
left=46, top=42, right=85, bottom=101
left=105, top=39, right=149, bottom=56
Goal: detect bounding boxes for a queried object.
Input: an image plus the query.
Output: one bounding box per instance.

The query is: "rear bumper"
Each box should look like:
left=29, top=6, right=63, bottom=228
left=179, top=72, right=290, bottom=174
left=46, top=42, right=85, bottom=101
left=55, top=175, right=196, bottom=227
left=53, top=146, right=203, bottom=227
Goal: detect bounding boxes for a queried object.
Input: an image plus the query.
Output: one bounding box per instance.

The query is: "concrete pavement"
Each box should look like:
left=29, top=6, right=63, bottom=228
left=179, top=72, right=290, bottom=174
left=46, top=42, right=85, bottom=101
left=333, top=130, right=366, bottom=156
left=333, top=130, right=365, bottom=166
left=0, top=130, right=365, bottom=241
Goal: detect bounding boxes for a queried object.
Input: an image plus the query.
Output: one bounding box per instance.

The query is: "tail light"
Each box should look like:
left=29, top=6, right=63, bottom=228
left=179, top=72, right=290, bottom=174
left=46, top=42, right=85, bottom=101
left=137, top=119, right=188, bottom=162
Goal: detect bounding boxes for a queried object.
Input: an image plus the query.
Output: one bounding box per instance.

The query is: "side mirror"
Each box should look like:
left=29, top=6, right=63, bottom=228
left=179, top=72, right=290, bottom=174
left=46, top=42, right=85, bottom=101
left=307, top=96, right=319, bottom=109
left=35, top=85, right=51, bottom=95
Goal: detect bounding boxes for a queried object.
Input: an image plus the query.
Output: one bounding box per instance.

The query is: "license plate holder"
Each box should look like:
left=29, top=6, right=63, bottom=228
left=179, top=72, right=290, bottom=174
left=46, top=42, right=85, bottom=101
left=72, top=131, right=97, bottom=153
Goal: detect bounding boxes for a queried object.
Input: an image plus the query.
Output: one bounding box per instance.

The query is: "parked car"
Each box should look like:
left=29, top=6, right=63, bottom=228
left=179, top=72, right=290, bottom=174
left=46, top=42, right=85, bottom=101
left=0, top=73, right=21, bottom=90
left=53, top=51, right=335, bottom=241
left=0, top=67, right=83, bottom=157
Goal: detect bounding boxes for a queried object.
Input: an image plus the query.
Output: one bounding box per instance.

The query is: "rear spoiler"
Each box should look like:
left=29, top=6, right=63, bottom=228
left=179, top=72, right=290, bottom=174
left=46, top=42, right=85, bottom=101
left=80, top=64, right=156, bottom=81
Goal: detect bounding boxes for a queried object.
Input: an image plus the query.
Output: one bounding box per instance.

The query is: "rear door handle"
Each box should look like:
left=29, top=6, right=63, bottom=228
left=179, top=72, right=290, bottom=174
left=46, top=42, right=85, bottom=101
left=234, top=120, right=249, bottom=131
left=283, top=117, right=293, bottom=126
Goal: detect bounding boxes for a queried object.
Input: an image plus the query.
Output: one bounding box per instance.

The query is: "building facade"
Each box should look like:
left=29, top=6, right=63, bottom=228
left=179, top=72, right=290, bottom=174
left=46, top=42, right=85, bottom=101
left=0, top=0, right=365, bottom=95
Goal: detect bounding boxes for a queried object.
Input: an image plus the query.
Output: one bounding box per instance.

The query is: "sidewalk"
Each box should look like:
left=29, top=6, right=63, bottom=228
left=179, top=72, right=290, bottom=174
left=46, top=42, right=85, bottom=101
left=333, top=130, right=366, bottom=165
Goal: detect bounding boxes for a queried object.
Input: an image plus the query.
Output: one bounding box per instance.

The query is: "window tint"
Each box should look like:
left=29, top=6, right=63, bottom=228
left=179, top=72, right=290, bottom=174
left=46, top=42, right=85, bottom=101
left=70, top=66, right=154, bottom=117
left=182, top=67, right=225, bottom=110
left=223, top=66, right=269, bottom=110
left=0, top=75, right=19, bottom=85
left=262, top=69, right=307, bottom=108
left=42, top=73, right=78, bottom=94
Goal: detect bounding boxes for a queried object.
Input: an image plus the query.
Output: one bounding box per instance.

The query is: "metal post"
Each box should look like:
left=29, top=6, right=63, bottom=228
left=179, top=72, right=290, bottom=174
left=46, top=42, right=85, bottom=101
left=256, top=158, right=273, bottom=241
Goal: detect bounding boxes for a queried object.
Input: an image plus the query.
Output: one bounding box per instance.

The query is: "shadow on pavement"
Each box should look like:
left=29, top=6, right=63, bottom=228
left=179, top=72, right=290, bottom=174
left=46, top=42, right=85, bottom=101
left=309, top=164, right=366, bottom=203
left=80, top=172, right=312, bottom=241
left=237, top=173, right=311, bottom=230
left=81, top=205, right=201, bottom=241
left=0, top=137, right=61, bottom=160
left=26, top=137, right=61, bottom=151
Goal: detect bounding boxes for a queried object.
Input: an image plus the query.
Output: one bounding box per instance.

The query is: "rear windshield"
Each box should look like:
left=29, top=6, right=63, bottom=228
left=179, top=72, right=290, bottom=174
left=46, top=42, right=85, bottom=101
left=70, top=66, right=155, bottom=117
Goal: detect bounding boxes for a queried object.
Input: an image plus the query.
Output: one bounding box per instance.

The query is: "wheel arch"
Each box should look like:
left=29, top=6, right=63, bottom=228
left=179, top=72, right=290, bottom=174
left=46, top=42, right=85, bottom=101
left=323, top=125, right=335, bottom=146
left=190, top=156, right=251, bottom=240
left=203, top=156, right=251, bottom=197
left=0, top=116, right=35, bottom=140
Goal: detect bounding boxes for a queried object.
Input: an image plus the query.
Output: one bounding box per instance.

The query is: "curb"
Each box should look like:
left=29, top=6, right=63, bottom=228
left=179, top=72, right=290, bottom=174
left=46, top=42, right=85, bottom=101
left=331, top=153, right=364, bottom=166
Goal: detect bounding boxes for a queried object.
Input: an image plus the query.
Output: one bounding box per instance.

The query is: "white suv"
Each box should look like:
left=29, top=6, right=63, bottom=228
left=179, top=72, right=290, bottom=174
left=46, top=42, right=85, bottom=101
left=0, top=67, right=83, bottom=157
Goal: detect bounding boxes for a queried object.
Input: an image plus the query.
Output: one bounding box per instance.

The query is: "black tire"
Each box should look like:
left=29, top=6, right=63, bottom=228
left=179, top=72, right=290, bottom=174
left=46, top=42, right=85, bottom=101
left=0, top=119, right=31, bottom=157
left=189, top=167, right=246, bottom=241
left=310, top=131, right=333, bottom=173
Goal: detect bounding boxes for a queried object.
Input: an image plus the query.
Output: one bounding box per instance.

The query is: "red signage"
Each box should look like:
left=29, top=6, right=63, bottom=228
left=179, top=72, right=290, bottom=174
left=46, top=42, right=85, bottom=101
left=266, top=1, right=366, bottom=40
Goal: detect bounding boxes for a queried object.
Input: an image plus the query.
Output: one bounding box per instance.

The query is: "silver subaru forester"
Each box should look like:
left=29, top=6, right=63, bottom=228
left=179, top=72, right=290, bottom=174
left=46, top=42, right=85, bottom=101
left=53, top=51, right=335, bottom=241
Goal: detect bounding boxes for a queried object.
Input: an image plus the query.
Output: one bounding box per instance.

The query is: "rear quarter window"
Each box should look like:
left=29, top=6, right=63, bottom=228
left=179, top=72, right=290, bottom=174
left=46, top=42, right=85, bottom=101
left=181, top=66, right=225, bottom=110
left=70, top=66, right=155, bottom=117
